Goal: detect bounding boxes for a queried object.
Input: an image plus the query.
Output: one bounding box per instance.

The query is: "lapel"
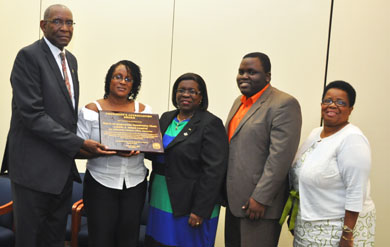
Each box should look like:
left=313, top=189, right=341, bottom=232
left=229, top=85, right=273, bottom=141
left=160, top=110, right=177, bottom=134
left=225, top=96, right=241, bottom=131
left=163, top=110, right=202, bottom=150
left=39, top=39, right=75, bottom=112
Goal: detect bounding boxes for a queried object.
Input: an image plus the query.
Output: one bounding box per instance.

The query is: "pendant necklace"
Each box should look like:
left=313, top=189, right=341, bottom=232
left=176, top=113, right=193, bottom=130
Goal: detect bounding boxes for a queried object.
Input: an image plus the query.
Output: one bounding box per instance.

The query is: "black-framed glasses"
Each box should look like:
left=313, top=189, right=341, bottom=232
left=112, top=74, right=133, bottom=83
left=177, top=88, right=201, bottom=96
left=46, top=19, right=75, bottom=27
left=322, top=98, right=348, bottom=107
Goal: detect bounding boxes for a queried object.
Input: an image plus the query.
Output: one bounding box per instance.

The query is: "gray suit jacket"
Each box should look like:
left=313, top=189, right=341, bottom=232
left=226, top=85, right=302, bottom=219
left=1, top=39, right=84, bottom=194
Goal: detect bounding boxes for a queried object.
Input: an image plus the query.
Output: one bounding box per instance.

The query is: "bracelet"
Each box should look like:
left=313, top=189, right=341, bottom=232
left=342, top=225, right=353, bottom=233
left=342, top=235, right=354, bottom=241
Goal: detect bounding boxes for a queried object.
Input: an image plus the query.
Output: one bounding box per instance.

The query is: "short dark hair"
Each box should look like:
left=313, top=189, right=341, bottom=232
left=243, top=52, right=271, bottom=73
left=322, top=80, right=356, bottom=107
left=44, top=4, right=70, bottom=20
left=104, top=60, right=141, bottom=100
left=171, top=73, right=209, bottom=111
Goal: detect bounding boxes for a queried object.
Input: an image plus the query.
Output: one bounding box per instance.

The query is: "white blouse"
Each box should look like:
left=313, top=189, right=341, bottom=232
left=291, top=124, right=375, bottom=221
left=77, top=101, right=152, bottom=190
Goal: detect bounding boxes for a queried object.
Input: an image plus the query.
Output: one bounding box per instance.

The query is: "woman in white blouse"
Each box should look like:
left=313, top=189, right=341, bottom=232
left=291, top=81, right=375, bottom=247
left=77, top=60, right=151, bottom=247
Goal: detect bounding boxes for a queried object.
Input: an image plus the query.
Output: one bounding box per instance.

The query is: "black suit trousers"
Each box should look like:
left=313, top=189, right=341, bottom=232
left=11, top=174, right=73, bottom=247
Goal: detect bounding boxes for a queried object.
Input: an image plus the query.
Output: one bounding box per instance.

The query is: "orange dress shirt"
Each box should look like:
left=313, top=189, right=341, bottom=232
left=228, top=84, right=270, bottom=142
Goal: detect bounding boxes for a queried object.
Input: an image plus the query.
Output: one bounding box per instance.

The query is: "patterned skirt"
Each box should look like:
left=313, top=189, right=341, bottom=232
left=145, top=174, right=220, bottom=247
left=294, top=209, right=376, bottom=247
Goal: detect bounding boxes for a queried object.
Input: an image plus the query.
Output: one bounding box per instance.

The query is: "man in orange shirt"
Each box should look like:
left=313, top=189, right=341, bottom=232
left=225, top=52, right=302, bottom=247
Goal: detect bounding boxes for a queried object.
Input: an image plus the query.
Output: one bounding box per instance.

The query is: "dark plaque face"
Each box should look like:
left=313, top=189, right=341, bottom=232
left=99, top=111, right=163, bottom=153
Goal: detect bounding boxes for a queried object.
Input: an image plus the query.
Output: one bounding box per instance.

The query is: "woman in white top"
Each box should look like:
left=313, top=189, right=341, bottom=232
left=291, top=81, right=375, bottom=247
left=77, top=60, right=151, bottom=247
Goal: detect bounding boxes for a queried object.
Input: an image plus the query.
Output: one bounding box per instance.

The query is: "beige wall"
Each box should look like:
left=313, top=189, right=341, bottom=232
left=0, top=0, right=388, bottom=246
left=327, top=1, right=390, bottom=247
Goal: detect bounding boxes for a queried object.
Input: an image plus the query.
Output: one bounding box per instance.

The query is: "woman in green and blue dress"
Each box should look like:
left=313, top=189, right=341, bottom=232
left=145, top=73, right=228, bottom=247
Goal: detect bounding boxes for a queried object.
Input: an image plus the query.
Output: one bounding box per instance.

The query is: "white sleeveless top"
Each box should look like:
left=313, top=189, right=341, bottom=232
left=77, top=101, right=152, bottom=189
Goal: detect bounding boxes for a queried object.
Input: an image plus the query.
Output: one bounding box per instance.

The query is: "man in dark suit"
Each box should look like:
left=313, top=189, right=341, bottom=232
left=225, top=52, right=302, bottom=246
left=0, top=4, right=114, bottom=247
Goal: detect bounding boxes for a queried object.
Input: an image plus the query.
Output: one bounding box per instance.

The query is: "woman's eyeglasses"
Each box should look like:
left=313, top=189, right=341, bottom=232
left=176, top=88, right=201, bottom=96
left=112, top=74, right=133, bottom=83
left=322, top=98, right=348, bottom=107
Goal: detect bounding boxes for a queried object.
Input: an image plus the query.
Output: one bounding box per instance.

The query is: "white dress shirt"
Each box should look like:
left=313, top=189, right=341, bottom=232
left=77, top=101, right=152, bottom=189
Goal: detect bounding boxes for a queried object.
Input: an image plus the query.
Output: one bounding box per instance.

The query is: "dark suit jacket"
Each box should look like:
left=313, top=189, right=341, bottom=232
left=150, top=109, right=228, bottom=219
left=1, top=39, right=84, bottom=194
left=226, top=86, right=302, bottom=219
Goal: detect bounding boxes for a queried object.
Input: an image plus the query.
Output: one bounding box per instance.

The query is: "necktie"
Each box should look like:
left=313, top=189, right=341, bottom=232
left=59, top=52, right=72, bottom=99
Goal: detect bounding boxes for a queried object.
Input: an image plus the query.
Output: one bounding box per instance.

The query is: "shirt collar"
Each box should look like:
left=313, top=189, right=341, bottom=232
left=43, top=36, right=65, bottom=58
left=240, top=83, right=270, bottom=105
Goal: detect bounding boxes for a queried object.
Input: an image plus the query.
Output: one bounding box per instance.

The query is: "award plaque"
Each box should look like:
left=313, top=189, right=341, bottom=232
left=99, top=111, right=164, bottom=153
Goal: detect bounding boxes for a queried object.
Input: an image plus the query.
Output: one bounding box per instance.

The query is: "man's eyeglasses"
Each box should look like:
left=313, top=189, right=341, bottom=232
left=177, top=88, right=201, bottom=96
left=112, top=74, right=133, bottom=83
left=322, top=98, right=348, bottom=107
left=46, top=19, right=75, bottom=27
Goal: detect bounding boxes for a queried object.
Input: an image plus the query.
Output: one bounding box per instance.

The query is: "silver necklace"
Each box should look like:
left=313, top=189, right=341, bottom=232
left=175, top=114, right=193, bottom=130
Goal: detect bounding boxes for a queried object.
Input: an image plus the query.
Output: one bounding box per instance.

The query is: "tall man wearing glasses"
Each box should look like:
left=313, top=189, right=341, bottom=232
left=225, top=52, right=302, bottom=246
left=0, top=4, right=114, bottom=247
